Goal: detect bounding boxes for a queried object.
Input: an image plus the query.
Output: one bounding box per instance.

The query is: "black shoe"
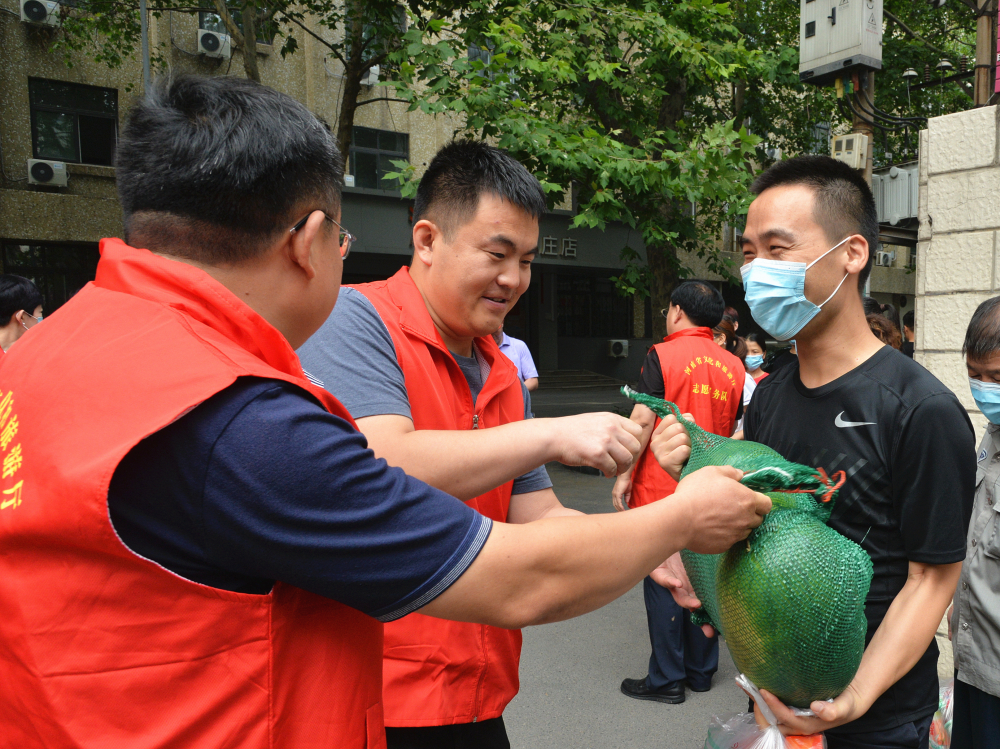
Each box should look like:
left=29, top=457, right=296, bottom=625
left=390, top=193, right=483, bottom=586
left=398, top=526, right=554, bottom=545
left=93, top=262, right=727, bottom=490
left=620, top=677, right=685, bottom=704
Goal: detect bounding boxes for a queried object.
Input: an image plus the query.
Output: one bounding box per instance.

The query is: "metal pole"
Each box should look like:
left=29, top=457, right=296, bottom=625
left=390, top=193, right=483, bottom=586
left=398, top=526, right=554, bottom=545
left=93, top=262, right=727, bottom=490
left=851, top=70, right=875, bottom=186
left=140, top=0, right=151, bottom=93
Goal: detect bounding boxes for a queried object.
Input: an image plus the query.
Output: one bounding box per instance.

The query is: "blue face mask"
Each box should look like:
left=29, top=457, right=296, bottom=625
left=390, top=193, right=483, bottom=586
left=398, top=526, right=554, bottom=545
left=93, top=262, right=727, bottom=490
left=970, top=379, right=1000, bottom=424
left=740, top=237, right=851, bottom=342
left=745, top=354, right=764, bottom=371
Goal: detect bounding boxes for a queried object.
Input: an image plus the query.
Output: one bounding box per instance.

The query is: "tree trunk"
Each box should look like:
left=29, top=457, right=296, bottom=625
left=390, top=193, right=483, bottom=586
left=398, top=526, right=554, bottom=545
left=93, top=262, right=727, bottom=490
left=646, top=240, right=681, bottom=342
left=241, top=2, right=260, bottom=82
left=336, top=0, right=367, bottom=164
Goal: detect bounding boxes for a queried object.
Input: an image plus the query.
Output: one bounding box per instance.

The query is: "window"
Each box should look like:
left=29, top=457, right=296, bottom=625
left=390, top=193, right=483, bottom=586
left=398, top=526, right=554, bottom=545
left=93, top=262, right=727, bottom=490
left=1, top=242, right=100, bottom=313
left=350, top=127, right=409, bottom=190
left=556, top=275, right=632, bottom=338
left=30, top=79, right=117, bottom=166
left=805, top=21, right=816, bottom=38
left=468, top=42, right=495, bottom=79
left=199, top=8, right=276, bottom=44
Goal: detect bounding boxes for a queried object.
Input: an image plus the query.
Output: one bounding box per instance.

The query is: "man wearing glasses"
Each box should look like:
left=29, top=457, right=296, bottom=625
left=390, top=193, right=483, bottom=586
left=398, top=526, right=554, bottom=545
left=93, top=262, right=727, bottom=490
left=0, top=76, right=769, bottom=747
left=0, top=274, right=43, bottom=355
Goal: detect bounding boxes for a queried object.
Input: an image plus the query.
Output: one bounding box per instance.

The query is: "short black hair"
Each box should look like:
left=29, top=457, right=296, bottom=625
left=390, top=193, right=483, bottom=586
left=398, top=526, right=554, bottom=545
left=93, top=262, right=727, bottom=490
left=0, top=275, right=43, bottom=324
left=751, top=155, right=879, bottom=292
left=413, top=141, right=546, bottom=236
left=902, top=310, right=914, bottom=330
left=745, top=331, right=768, bottom=348
left=964, top=297, right=1000, bottom=361
left=862, top=296, right=881, bottom=316
left=670, top=280, right=724, bottom=328
left=116, top=75, right=343, bottom=264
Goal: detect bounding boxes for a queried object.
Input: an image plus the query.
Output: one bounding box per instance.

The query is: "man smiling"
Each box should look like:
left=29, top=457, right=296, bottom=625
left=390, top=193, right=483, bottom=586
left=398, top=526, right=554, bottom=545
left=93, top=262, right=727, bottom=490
left=298, top=140, right=642, bottom=749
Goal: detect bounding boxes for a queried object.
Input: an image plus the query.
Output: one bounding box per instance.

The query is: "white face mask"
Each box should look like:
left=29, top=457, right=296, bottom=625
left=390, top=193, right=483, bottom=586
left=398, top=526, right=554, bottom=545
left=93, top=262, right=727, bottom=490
left=740, top=237, right=851, bottom=341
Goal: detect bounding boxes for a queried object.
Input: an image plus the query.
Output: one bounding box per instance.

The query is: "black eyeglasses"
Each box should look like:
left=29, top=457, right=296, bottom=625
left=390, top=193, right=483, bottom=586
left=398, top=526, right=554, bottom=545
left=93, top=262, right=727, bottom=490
left=290, top=210, right=356, bottom=259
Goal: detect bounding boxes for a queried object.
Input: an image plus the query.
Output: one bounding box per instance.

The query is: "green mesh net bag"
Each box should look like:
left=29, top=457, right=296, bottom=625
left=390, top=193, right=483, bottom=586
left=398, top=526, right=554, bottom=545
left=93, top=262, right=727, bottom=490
left=623, top=387, right=873, bottom=707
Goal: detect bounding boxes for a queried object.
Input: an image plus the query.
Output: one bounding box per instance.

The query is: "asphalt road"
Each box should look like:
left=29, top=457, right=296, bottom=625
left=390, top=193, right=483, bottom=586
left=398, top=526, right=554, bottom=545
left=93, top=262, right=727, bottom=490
left=504, top=463, right=749, bottom=749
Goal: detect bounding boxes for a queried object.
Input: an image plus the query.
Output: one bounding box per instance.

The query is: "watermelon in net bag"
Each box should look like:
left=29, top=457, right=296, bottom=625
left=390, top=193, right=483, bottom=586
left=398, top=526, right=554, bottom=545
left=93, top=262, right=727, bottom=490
left=624, top=387, right=873, bottom=707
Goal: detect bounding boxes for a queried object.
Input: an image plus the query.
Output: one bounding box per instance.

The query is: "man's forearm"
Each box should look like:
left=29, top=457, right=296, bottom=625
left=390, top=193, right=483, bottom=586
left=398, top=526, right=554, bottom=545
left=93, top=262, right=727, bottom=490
left=367, top=419, right=560, bottom=500
left=421, top=494, right=694, bottom=628
left=617, top=405, right=656, bottom=481
left=848, top=561, right=963, bottom=715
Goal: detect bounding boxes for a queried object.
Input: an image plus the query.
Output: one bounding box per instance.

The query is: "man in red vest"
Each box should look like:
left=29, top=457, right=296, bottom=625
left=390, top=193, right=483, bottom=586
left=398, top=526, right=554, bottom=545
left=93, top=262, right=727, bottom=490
left=0, top=76, right=771, bottom=748
left=612, top=280, right=745, bottom=705
left=299, top=140, right=661, bottom=749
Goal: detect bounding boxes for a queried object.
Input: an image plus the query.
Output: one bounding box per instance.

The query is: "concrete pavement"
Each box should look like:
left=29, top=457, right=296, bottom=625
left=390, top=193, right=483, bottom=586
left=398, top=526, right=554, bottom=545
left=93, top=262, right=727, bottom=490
left=504, top=463, right=749, bottom=749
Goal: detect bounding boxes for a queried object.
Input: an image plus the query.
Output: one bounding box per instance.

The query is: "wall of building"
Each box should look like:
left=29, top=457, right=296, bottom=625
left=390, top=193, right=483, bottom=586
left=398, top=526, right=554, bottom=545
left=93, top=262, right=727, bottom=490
left=915, top=104, right=1000, bottom=435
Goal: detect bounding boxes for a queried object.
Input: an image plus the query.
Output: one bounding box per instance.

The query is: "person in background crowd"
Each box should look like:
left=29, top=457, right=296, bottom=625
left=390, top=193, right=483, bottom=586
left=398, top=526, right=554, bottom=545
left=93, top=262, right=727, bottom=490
left=611, top=281, right=745, bottom=705
left=724, top=306, right=740, bottom=332
left=902, top=310, right=915, bottom=358
left=744, top=332, right=768, bottom=383
left=0, top=76, right=773, bottom=748
left=714, top=317, right=755, bottom=427
left=492, top=322, right=539, bottom=391
left=674, top=154, right=973, bottom=747
left=762, top=339, right=797, bottom=374
left=950, top=296, right=1000, bottom=749
left=880, top=303, right=901, bottom=335
left=0, top=275, right=43, bottom=354
left=867, top=314, right=902, bottom=350
left=863, top=296, right=881, bottom=317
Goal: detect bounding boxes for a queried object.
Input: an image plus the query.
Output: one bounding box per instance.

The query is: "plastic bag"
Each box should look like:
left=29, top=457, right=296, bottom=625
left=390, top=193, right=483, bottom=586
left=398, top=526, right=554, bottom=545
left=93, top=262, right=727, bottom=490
left=929, top=679, right=954, bottom=749
left=704, top=675, right=826, bottom=749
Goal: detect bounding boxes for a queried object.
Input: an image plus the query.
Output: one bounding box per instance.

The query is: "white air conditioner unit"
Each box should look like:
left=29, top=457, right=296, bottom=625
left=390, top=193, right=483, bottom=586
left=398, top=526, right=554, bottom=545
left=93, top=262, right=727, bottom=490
left=20, top=0, right=60, bottom=27
left=875, top=250, right=895, bottom=268
left=198, top=30, right=231, bottom=59
left=831, top=133, right=868, bottom=169
left=361, top=65, right=381, bottom=86
left=27, top=159, right=68, bottom=187
left=607, top=339, right=629, bottom=358
left=561, top=238, right=578, bottom=258
left=539, top=236, right=559, bottom=256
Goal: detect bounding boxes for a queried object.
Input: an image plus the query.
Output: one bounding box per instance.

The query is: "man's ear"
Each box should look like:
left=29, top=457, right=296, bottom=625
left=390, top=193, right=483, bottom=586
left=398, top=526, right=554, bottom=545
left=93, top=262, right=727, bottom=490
left=412, top=219, right=441, bottom=269
left=845, top=235, right=869, bottom=277
left=287, top=211, right=329, bottom=281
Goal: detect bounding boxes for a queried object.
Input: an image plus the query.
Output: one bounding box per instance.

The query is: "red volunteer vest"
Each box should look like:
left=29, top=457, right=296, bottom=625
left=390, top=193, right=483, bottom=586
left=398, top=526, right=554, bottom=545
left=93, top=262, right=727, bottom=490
left=353, top=268, right=524, bottom=727
left=0, top=239, right=385, bottom=748
left=629, top=327, right=745, bottom=508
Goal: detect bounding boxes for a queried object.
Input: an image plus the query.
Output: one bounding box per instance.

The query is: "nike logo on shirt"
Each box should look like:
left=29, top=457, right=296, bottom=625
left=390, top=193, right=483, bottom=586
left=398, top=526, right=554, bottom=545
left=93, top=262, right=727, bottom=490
left=835, top=412, right=876, bottom=428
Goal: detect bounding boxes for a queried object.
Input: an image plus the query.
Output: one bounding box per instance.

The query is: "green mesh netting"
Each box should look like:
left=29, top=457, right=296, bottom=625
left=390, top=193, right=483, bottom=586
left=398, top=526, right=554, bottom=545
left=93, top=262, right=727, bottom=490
left=624, top=387, right=873, bottom=707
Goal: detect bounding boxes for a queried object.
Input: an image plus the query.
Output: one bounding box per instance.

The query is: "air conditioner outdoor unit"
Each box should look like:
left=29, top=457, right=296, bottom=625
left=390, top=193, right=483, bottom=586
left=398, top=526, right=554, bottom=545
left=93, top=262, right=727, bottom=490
left=607, top=339, right=629, bottom=358
left=361, top=65, right=381, bottom=86
left=27, top=159, right=68, bottom=187
left=539, top=236, right=559, bottom=256
left=561, top=238, right=578, bottom=258
left=831, top=133, right=868, bottom=169
left=875, top=250, right=895, bottom=268
left=20, top=0, right=60, bottom=27
left=198, top=30, right=231, bottom=59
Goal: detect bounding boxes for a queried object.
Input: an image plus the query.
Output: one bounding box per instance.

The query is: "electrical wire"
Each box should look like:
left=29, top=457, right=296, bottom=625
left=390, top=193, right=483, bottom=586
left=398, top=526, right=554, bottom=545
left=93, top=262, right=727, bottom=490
left=859, top=87, right=927, bottom=125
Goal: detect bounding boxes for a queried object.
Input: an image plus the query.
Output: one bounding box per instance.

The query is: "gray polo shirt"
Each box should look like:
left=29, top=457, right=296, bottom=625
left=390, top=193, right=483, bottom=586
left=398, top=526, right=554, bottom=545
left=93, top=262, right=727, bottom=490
left=298, top=287, right=551, bottom=497
left=952, top=423, right=1000, bottom=698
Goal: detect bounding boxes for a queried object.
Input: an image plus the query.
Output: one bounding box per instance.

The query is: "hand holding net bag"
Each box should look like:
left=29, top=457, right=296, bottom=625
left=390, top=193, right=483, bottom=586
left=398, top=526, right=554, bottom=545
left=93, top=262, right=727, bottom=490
left=624, top=387, right=873, bottom=708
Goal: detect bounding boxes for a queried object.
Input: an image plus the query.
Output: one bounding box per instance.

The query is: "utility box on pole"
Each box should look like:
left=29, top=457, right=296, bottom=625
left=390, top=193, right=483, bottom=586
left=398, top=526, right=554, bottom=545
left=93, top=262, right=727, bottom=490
left=799, top=0, right=883, bottom=86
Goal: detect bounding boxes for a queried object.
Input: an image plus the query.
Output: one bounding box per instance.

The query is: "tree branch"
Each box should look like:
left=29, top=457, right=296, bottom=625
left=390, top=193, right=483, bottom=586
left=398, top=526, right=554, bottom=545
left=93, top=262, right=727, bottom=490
left=354, top=96, right=409, bottom=107
left=884, top=9, right=946, bottom=55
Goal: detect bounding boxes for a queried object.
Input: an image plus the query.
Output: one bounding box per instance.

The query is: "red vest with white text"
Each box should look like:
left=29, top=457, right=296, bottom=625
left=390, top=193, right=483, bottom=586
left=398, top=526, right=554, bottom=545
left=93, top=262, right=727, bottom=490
left=0, top=239, right=385, bottom=748
left=354, top=268, right=524, bottom=727
left=629, top=327, right=744, bottom=508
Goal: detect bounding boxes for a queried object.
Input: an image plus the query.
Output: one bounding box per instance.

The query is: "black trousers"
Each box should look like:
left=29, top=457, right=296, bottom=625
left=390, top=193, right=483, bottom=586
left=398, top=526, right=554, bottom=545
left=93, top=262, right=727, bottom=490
left=643, top=575, right=718, bottom=690
left=952, top=677, right=1000, bottom=749
left=385, top=717, right=510, bottom=749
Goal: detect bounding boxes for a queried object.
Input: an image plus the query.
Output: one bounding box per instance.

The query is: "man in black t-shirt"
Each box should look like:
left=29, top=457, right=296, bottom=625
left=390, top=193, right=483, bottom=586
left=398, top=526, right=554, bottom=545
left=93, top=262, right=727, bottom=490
left=658, top=156, right=973, bottom=748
